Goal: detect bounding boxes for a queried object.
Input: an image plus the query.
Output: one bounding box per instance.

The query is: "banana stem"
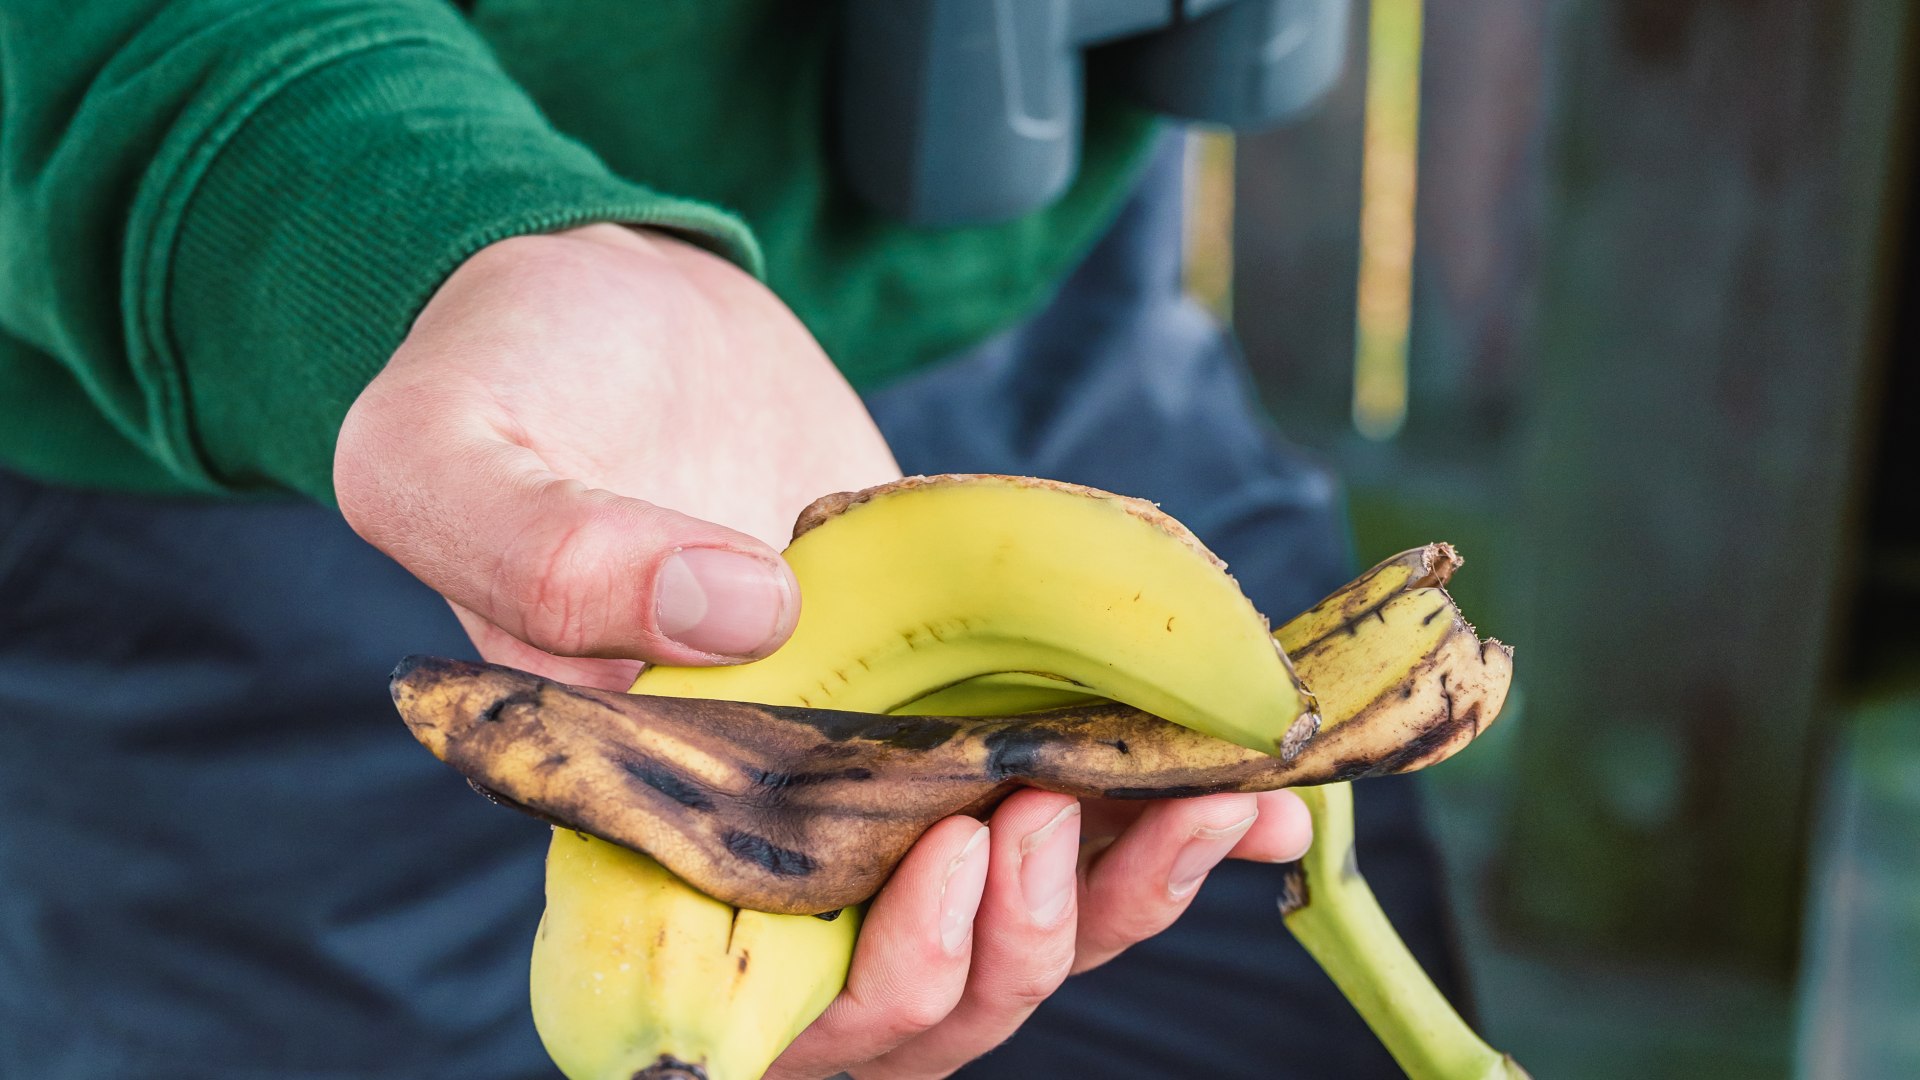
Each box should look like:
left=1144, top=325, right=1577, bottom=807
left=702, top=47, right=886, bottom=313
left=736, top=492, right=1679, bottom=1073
left=1281, top=783, right=1529, bottom=1080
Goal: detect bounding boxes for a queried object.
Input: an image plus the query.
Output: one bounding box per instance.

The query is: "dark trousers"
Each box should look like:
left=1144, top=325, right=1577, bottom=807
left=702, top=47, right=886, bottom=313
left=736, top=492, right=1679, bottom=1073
left=0, top=139, right=1460, bottom=1079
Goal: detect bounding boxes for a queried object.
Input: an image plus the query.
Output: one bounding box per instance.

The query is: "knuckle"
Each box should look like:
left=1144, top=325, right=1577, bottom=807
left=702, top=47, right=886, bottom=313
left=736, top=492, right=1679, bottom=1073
left=504, top=486, right=620, bottom=656
left=882, top=989, right=956, bottom=1037
left=1000, top=947, right=1074, bottom=1010
left=1086, top=906, right=1175, bottom=958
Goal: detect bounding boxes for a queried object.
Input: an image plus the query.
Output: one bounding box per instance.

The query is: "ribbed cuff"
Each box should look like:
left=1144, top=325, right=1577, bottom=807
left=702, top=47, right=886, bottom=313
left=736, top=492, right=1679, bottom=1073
left=130, top=14, right=760, bottom=502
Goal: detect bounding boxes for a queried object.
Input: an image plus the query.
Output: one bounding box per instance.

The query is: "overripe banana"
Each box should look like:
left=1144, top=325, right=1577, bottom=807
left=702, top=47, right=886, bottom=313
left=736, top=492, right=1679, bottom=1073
left=392, top=620, right=1505, bottom=912
left=391, top=475, right=1516, bottom=1080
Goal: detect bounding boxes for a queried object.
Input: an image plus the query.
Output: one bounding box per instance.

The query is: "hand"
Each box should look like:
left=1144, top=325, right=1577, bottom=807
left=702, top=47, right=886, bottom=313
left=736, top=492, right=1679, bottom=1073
left=334, top=224, right=1311, bottom=1080
left=767, top=788, right=1309, bottom=1079
left=336, top=224, right=898, bottom=691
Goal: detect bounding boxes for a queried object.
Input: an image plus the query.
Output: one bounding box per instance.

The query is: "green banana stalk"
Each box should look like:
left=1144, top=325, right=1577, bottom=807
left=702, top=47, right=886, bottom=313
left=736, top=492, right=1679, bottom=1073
left=1284, top=782, right=1530, bottom=1079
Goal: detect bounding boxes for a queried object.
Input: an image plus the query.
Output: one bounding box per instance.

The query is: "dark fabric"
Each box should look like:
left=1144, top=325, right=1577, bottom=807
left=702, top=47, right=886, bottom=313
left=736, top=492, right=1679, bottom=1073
left=0, top=137, right=1459, bottom=1079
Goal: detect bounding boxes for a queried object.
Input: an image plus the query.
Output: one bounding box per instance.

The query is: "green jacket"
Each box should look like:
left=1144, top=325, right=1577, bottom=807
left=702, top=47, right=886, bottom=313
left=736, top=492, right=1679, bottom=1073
left=0, top=1, right=1158, bottom=502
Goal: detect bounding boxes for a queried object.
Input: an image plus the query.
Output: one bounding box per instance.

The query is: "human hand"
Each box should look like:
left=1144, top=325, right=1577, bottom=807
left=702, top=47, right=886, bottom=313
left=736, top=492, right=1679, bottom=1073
left=336, top=224, right=897, bottom=691
left=766, top=787, right=1310, bottom=1079
left=334, top=224, right=1310, bottom=1080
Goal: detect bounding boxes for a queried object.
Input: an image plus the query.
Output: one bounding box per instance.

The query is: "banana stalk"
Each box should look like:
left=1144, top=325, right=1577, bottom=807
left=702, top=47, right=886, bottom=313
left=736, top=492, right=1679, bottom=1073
left=1283, top=783, right=1529, bottom=1080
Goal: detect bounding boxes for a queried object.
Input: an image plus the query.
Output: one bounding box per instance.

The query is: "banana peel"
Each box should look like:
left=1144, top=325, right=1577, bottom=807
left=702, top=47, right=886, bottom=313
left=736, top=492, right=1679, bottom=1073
left=392, top=483, right=1510, bottom=914
left=391, top=574, right=1509, bottom=913
left=1275, top=545, right=1531, bottom=1080
left=529, top=833, right=857, bottom=1080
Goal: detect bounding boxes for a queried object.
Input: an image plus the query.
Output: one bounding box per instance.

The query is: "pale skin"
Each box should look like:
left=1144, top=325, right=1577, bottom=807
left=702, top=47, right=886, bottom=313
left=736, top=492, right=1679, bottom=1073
left=335, top=223, right=1313, bottom=1079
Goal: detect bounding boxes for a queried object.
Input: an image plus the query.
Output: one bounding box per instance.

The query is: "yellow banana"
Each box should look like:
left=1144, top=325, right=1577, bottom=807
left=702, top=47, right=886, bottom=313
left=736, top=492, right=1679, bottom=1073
left=526, top=475, right=1328, bottom=1079
left=638, top=475, right=1319, bottom=756
left=469, top=476, right=1513, bottom=1080
left=531, top=831, right=856, bottom=1080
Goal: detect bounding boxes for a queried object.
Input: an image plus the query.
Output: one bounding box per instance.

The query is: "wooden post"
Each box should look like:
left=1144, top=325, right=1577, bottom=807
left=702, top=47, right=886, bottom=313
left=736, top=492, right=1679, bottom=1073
left=1496, top=0, right=1914, bottom=973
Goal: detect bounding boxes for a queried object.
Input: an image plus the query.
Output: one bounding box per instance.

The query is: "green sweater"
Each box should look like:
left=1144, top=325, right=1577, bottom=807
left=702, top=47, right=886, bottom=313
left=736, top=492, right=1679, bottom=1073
left=0, top=1, right=1158, bottom=502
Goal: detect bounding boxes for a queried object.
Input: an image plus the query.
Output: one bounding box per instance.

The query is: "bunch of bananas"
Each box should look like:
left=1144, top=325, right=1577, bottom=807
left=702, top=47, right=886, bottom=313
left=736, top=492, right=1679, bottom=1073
left=392, top=475, right=1526, bottom=1080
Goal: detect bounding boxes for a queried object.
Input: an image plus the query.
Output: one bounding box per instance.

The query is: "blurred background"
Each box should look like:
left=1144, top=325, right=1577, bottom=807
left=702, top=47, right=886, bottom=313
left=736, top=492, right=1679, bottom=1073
left=1180, top=1, right=1917, bottom=1076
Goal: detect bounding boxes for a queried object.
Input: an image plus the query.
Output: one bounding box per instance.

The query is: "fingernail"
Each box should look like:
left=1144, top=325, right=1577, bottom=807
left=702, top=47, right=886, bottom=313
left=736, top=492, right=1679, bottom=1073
left=655, top=547, right=797, bottom=659
left=1019, top=803, right=1082, bottom=928
left=940, top=825, right=990, bottom=955
left=1167, top=812, right=1257, bottom=899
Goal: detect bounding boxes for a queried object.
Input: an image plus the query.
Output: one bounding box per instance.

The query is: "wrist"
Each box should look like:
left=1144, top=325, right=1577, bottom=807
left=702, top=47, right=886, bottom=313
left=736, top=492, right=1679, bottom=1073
left=477, top=221, right=712, bottom=264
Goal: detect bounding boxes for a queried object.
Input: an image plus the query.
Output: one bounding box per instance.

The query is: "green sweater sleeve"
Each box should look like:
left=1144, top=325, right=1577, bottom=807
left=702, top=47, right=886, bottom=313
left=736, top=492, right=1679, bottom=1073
left=0, top=0, right=762, bottom=502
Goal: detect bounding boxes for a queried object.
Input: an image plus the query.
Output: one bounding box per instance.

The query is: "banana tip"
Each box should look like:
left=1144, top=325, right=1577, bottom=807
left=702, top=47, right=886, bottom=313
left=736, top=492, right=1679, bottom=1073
left=632, top=1055, right=710, bottom=1080
left=1277, top=709, right=1321, bottom=762
left=389, top=654, right=431, bottom=688
left=388, top=654, right=487, bottom=702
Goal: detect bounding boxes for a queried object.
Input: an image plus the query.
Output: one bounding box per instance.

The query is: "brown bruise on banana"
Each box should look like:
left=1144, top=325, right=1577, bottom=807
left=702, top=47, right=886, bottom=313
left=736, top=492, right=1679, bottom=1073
left=391, top=622, right=1510, bottom=913
left=1279, top=543, right=1462, bottom=653
left=1276, top=861, right=1310, bottom=917
left=1294, top=606, right=1511, bottom=779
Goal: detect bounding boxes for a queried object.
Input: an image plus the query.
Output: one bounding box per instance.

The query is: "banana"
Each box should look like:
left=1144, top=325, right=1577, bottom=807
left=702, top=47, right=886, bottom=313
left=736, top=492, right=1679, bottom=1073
left=1276, top=543, right=1503, bottom=767
left=524, top=473, right=1331, bottom=1080
left=924, top=543, right=1503, bottom=767
left=531, top=830, right=857, bottom=1080
left=637, top=475, right=1319, bottom=756
left=1281, top=785, right=1531, bottom=1080
left=390, top=476, right=1514, bottom=1080
left=1277, top=541, right=1462, bottom=657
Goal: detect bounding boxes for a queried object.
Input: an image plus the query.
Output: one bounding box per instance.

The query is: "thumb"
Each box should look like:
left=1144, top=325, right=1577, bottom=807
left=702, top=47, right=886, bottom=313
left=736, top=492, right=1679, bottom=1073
left=337, top=422, right=799, bottom=669
left=470, top=475, right=800, bottom=664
